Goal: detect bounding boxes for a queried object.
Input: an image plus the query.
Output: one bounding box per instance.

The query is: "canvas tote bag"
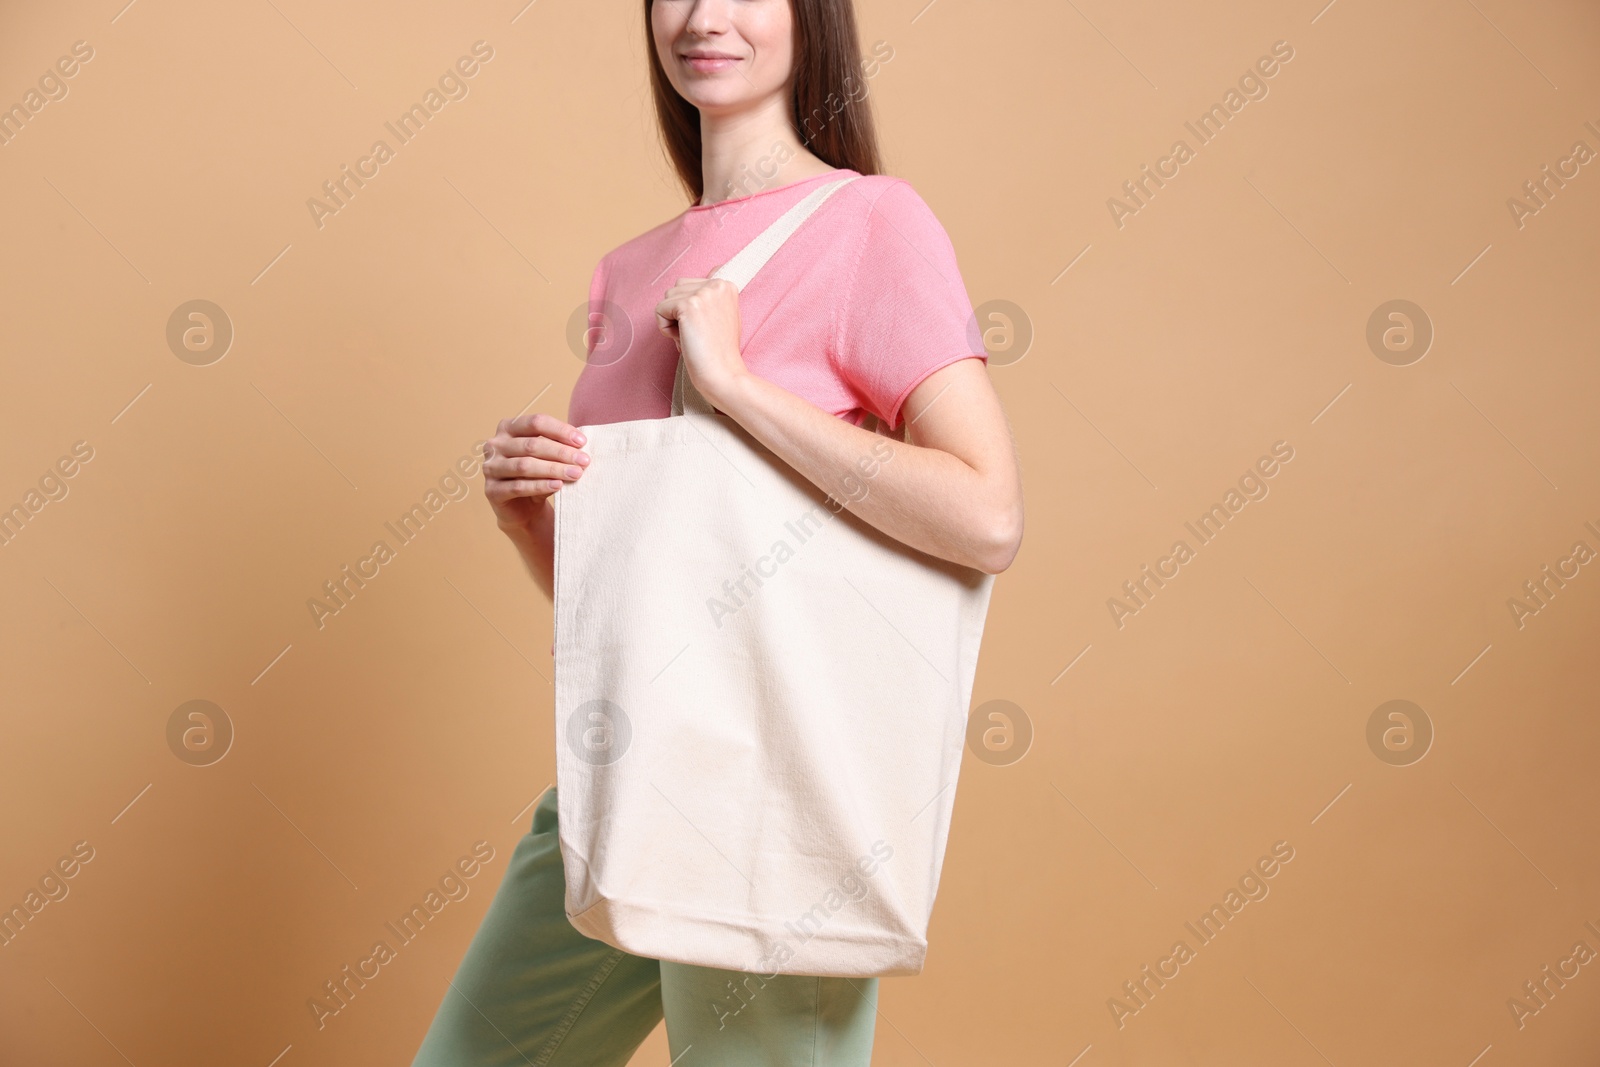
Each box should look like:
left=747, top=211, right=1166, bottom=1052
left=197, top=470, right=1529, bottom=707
left=551, top=175, right=996, bottom=978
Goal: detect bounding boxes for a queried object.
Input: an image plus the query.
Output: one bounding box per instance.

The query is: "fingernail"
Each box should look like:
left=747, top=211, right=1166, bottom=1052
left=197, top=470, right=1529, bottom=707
left=565, top=466, right=581, bottom=479
left=576, top=453, right=590, bottom=465
left=574, top=432, right=586, bottom=444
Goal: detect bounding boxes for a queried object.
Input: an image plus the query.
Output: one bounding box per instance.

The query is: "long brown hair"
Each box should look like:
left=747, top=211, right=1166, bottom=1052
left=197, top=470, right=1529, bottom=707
left=644, top=0, right=884, bottom=204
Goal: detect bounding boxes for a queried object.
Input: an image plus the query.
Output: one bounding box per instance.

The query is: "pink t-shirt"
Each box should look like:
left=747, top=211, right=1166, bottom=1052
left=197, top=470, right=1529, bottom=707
left=569, top=168, right=986, bottom=433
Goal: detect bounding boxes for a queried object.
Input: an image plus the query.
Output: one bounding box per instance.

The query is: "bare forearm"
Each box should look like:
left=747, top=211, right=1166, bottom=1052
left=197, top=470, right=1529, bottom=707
left=709, top=366, right=1021, bottom=573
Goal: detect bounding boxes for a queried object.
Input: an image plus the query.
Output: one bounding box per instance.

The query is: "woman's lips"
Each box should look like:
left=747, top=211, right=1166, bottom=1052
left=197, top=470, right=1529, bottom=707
left=683, top=55, right=740, bottom=73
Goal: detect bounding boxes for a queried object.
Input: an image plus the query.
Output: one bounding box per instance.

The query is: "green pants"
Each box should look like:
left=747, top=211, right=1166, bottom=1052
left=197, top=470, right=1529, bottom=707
left=411, top=788, right=880, bottom=1066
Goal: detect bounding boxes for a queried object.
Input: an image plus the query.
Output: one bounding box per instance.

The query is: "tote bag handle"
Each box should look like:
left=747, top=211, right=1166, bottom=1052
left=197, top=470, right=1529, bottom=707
left=671, top=175, right=861, bottom=418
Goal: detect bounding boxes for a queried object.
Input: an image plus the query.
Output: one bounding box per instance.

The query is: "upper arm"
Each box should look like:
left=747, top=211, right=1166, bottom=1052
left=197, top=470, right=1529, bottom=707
left=831, top=181, right=1023, bottom=565
left=902, top=357, right=1017, bottom=480
left=831, top=180, right=986, bottom=433
left=902, top=357, right=1023, bottom=567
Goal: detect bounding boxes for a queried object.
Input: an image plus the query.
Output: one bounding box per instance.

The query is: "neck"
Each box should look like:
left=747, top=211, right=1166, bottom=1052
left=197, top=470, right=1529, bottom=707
left=697, top=96, right=831, bottom=207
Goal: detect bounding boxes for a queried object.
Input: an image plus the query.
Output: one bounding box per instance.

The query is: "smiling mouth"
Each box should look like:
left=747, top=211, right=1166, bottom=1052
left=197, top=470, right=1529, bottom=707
left=681, top=53, right=742, bottom=72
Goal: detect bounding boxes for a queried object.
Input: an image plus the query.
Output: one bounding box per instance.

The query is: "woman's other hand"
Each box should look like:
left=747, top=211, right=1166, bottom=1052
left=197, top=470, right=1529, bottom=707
left=483, top=412, right=590, bottom=532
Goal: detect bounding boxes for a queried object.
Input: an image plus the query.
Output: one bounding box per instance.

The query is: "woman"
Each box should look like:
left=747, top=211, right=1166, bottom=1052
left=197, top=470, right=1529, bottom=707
left=412, top=1, right=1022, bottom=1063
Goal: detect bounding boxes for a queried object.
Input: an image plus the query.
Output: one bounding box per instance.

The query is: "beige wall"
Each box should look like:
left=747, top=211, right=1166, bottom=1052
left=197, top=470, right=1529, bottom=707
left=3, top=0, right=1598, bottom=1063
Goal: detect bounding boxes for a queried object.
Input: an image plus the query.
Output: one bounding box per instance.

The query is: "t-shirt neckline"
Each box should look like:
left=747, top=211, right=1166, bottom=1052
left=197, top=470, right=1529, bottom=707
left=688, top=167, right=853, bottom=213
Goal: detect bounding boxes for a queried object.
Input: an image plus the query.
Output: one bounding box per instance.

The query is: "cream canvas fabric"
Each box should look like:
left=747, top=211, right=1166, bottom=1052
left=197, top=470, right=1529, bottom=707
left=551, top=176, right=996, bottom=977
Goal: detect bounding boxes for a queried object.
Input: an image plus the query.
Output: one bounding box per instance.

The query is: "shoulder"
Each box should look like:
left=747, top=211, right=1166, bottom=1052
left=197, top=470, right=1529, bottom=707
left=835, top=174, right=959, bottom=265
left=838, top=174, right=947, bottom=230
left=834, top=175, right=964, bottom=292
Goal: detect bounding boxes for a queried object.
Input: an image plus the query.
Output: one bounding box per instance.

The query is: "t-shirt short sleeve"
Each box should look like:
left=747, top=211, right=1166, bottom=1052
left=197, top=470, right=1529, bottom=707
left=831, top=179, right=986, bottom=432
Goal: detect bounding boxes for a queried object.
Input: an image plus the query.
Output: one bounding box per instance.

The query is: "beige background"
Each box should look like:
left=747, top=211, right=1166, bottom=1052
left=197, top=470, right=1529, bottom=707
left=2, top=0, right=1598, bottom=1064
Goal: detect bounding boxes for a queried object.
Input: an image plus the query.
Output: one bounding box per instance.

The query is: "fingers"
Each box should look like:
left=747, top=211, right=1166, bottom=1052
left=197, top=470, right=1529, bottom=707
left=484, top=451, right=587, bottom=484
left=657, top=278, right=735, bottom=336
left=485, top=435, right=587, bottom=480
left=665, top=277, right=733, bottom=297
left=657, top=314, right=680, bottom=344
left=500, top=411, right=586, bottom=449
left=485, top=477, right=569, bottom=505
left=490, top=432, right=584, bottom=461
left=486, top=413, right=589, bottom=489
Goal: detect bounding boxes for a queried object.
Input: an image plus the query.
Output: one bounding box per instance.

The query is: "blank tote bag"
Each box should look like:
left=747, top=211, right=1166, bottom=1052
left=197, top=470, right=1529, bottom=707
left=551, top=175, right=996, bottom=978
